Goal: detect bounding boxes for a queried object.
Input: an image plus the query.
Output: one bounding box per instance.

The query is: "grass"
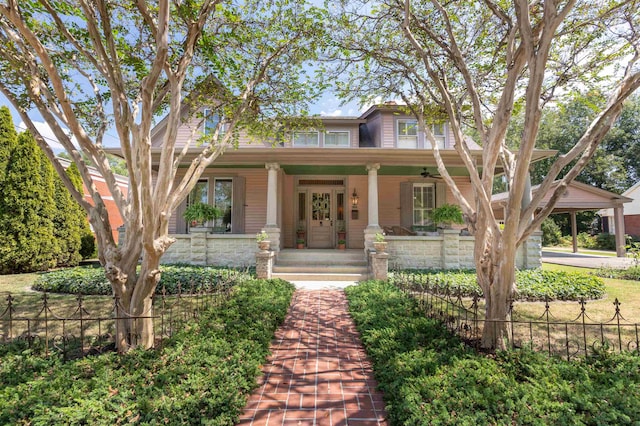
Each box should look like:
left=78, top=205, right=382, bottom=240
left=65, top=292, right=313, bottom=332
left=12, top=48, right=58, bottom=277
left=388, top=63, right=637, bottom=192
left=543, top=246, right=631, bottom=257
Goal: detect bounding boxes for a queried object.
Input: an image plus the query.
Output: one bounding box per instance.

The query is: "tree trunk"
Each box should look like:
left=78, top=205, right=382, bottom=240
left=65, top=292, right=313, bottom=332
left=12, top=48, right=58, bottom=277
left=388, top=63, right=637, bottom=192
left=475, top=228, right=517, bottom=350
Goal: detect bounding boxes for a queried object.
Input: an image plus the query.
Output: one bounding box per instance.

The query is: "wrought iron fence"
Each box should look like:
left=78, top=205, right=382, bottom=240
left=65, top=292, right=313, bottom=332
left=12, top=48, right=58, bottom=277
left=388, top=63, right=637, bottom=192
left=0, top=279, right=236, bottom=360
left=392, top=273, right=640, bottom=361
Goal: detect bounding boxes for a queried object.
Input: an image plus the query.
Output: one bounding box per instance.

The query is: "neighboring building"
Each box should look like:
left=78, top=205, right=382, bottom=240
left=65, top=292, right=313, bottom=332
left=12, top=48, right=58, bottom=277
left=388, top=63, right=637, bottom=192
left=58, top=158, right=129, bottom=243
left=600, top=181, right=640, bottom=239
left=143, top=102, right=555, bottom=271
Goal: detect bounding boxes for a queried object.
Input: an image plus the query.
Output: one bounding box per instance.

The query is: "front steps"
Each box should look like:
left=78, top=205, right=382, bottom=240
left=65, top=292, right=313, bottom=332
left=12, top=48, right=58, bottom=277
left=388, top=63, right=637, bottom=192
left=272, top=249, right=369, bottom=281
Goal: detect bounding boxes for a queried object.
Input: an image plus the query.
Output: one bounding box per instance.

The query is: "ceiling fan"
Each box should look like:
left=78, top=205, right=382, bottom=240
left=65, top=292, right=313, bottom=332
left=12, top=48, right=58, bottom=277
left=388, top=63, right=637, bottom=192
left=420, top=168, right=442, bottom=179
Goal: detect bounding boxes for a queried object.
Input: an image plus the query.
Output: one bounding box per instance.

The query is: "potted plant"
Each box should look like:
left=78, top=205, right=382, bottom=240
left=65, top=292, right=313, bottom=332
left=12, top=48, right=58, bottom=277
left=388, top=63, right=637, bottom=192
left=337, top=239, right=346, bottom=250
left=296, top=226, right=306, bottom=240
left=337, top=225, right=346, bottom=241
left=296, top=238, right=305, bottom=249
left=373, top=232, right=387, bottom=252
left=429, top=204, right=465, bottom=230
left=256, top=230, right=270, bottom=251
left=183, top=203, right=221, bottom=227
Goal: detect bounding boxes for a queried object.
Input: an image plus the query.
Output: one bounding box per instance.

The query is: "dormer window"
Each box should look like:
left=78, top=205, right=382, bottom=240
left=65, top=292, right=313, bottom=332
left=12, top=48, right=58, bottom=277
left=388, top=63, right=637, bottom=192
left=397, top=119, right=418, bottom=148
left=203, top=108, right=225, bottom=136
left=324, top=131, right=350, bottom=147
left=426, top=123, right=446, bottom=149
left=292, top=131, right=319, bottom=147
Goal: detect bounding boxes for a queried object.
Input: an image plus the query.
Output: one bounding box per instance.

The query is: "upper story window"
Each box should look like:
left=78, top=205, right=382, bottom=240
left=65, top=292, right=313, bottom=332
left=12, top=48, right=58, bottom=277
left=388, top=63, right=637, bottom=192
left=397, top=119, right=418, bottom=149
left=426, top=123, right=446, bottom=149
left=324, top=131, right=350, bottom=147
left=292, top=131, right=319, bottom=147
left=203, top=108, right=225, bottom=136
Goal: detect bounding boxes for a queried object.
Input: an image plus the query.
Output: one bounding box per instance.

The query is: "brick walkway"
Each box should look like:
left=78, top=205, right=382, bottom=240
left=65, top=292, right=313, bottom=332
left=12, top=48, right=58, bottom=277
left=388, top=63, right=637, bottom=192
left=239, top=290, right=388, bottom=426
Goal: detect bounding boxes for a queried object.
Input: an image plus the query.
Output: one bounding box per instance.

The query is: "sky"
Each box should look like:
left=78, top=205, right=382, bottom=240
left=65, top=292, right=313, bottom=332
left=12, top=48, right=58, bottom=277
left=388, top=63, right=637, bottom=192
left=0, top=88, right=366, bottom=153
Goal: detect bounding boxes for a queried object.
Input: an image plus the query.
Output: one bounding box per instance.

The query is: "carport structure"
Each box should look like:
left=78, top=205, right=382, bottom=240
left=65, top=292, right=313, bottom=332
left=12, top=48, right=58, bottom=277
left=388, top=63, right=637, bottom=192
left=492, top=180, right=632, bottom=257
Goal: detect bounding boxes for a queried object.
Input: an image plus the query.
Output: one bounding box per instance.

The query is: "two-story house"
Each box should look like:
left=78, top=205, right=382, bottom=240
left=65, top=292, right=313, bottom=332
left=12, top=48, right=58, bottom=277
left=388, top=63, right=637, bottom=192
left=151, top=103, right=552, bottom=275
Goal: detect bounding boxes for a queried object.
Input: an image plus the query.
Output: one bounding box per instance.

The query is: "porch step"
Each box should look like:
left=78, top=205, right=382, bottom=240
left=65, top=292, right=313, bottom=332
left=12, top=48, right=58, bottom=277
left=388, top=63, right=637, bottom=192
left=272, top=249, right=369, bottom=282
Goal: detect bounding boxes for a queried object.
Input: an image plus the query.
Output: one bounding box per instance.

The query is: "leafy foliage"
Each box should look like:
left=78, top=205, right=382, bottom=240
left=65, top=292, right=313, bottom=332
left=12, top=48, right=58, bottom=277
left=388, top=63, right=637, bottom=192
left=0, top=278, right=294, bottom=425
left=345, top=281, right=640, bottom=425
left=541, top=217, right=562, bottom=246
left=33, top=265, right=253, bottom=295
left=389, top=269, right=606, bottom=301
left=595, top=265, right=640, bottom=281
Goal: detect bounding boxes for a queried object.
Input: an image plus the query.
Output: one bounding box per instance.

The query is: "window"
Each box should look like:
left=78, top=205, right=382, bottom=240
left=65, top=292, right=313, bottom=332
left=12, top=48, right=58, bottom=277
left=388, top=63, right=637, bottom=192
left=292, top=131, right=319, bottom=147
left=397, top=119, right=418, bottom=148
left=413, top=183, right=435, bottom=226
left=214, top=178, right=233, bottom=232
left=203, top=108, right=225, bottom=136
left=425, top=123, right=446, bottom=149
left=324, top=131, right=350, bottom=147
left=189, top=179, right=209, bottom=205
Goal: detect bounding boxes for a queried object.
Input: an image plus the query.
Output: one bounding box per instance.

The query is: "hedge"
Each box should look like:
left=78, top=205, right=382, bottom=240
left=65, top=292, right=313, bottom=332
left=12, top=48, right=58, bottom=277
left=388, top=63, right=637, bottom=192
left=32, top=264, right=253, bottom=295
left=0, top=278, right=294, bottom=425
left=345, top=281, right=640, bottom=425
left=389, top=269, right=606, bottom=301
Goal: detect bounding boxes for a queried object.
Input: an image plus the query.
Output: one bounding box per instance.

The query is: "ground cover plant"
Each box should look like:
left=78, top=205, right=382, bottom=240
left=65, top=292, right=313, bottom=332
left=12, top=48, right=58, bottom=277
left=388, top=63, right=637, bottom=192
left=345, top=281, right=640, bottom=425
left=389, top=269, right=605, bottom=301
left=32, top=264, right=253, bottom=295
left=0, top=278, right=294, bottom=425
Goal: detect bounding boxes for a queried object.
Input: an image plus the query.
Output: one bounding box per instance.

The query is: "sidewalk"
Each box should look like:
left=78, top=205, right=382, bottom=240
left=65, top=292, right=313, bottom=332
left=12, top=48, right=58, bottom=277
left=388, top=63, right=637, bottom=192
left=238, top=290, right=387, bottom=426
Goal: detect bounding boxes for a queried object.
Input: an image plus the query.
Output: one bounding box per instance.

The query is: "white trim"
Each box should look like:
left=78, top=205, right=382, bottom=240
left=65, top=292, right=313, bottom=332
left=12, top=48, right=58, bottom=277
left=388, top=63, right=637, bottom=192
left=412, top=182, right=435, bottom=226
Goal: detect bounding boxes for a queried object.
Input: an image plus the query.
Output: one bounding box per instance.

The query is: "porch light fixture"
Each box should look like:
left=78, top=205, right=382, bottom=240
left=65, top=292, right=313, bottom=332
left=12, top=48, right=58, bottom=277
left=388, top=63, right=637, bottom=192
left=351, top=188, right=359, bottom=209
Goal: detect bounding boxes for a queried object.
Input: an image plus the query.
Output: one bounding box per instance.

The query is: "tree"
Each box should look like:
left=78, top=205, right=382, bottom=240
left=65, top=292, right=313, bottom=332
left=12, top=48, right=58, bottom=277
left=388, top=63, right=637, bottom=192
left=331, top=0, right=640, bottom=348
left=51, top=155, right=83, bottom=267
left=0, top=0, right=325, bottom=351
left=0, top=131, right=57, bottom=273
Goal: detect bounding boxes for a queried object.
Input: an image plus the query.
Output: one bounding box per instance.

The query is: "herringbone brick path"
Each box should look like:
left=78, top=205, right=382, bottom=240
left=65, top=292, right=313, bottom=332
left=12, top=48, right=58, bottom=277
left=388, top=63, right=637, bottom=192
left=238, top=290, right=387, bottom=426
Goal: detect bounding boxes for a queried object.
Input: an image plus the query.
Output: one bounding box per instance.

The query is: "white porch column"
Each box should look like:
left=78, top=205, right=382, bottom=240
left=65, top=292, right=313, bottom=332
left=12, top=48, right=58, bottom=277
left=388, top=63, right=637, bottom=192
left=364, top=163, right=382, bottom=252
left=265, top=163, right=279, bottom=227
left=367, top=163, right=380, bottom=227
left=263, top=162, right=281, bottom=252
left=614, top=206, right=626, bottom=257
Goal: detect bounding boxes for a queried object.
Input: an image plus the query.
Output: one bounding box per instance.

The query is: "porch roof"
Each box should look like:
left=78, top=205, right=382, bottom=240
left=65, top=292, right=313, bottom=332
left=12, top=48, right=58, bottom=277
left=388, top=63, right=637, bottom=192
left=491, top=180, right=632, bottom=213
left=106, top=147, right=556, bottom=175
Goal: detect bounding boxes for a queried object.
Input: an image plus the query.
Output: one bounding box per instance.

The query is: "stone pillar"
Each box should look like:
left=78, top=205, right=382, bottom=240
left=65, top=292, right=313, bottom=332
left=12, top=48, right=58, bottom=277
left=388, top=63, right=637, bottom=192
left=441, top=229, right=460, bottom=269
left=364, top=163, right=382, bottom=253
left=369, top=251, right=389, bottom=280
left=190, top=227, right=209, bottom=265
left=518, top=231, right=542, bottom=269
left=256, top=250, right=275, bottom=279
left=614, top=206, right=626, bottom=257
left=264, top=163, right=281, bottom=252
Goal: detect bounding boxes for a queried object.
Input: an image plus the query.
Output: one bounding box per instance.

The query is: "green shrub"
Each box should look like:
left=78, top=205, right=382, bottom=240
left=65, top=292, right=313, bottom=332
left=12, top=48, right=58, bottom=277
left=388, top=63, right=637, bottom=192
left=390, top=269, right=606, bottom=301
left=345, top=281, right=640, bottom=425
left=33, top=265, right=252, bottom=295
left=594, top=233, right=617, bottom=250
left=541, top=217, right=562, bottom=246
left=595, top=265, right=640, bottom=281
left=0, top=278, right=294, bottom=425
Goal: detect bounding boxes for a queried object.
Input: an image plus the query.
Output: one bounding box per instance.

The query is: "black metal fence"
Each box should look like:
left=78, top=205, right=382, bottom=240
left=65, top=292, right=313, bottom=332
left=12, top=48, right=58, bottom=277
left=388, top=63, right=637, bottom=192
left=0, top=280, right=236, bottom=360
left=393, top=274, right=640, bottom=361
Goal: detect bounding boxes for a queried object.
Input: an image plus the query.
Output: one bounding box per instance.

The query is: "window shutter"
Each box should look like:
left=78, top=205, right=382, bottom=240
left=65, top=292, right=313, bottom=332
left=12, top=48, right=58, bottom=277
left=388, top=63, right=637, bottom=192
left=232, top=176, right=246, bottom=233
left=176, top=199, right=187, bottom=234
left=436, top=182, right=446, bottom=207
left=400, top=181, right=413, bottom=229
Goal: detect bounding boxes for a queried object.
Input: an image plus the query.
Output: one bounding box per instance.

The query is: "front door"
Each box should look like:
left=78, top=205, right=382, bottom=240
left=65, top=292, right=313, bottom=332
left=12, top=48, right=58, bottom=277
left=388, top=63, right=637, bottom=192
left=309, top=191, right=333, bottom=248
